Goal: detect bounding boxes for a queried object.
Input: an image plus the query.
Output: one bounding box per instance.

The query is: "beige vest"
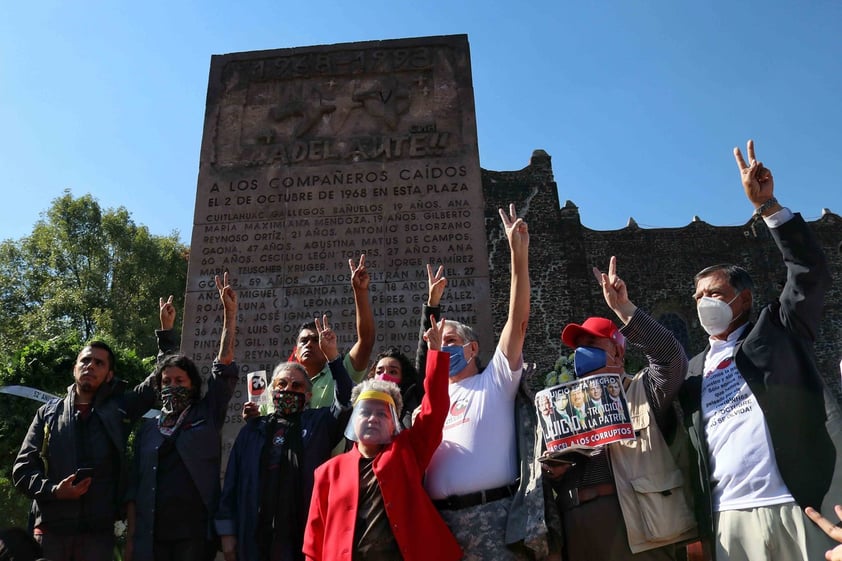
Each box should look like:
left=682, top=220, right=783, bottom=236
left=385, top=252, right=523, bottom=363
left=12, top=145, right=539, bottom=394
left=609, top=372, right=698, bottom=553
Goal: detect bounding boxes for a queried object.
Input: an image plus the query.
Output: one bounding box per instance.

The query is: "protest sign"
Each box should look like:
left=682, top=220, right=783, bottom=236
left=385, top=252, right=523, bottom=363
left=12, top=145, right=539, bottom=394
left=535, top=374, right=634, bottom=452
left=247, top=370, right=267, bottom=403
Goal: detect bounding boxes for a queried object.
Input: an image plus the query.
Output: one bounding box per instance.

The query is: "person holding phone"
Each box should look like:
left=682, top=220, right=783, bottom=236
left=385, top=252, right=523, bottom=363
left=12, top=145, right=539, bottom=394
left=13, top=332, right=160, bottom=559
left=73, top=468, right=94, bottom=484
left=125, top=273, right=239, bottom=561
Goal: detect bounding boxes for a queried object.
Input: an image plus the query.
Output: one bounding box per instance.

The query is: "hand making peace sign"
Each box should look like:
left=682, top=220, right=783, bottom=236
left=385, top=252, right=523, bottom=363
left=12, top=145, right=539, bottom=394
left=315, top=314, right=339, bottom=362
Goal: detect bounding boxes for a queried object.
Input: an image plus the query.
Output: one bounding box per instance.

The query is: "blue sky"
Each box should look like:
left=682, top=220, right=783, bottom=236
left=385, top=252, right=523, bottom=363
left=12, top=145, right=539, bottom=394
left=2, top=1, right=840, bottom=243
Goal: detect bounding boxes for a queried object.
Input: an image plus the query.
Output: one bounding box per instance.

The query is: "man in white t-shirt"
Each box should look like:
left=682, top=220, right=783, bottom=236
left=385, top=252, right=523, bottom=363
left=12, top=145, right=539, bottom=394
left=423, top=204, right=532, bottom=560
left=679, top=140, right=835, bottom=561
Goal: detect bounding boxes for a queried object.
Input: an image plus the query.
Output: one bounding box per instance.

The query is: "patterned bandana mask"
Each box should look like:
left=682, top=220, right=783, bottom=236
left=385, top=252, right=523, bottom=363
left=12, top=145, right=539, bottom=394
left=160, top=385, right=193, bottom=416
left=272, top=389, right=306, bottom=417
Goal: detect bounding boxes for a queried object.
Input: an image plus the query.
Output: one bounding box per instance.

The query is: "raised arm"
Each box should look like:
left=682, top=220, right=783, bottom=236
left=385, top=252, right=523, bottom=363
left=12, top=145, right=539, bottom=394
left=498, top=203, right=530, bottom=369
left=734, top=139, right=780, bottom=217
left=120, top=296, right=174, bottom=419
left=592, top=256, right=636, bottom=326
left=156, top=295, right=179, bottom=359
left=594, top=256, right=686, bottom=425
left=736, top=140, right=830, bottom=338
left=346, top=254, right=375, bottom=372
left=209, top=273, right=240, bottom=423
left=415, top=264, right=446, bottom=379
left=409, top=316, right=450, bottom=467
left=216, top=272, right=237, bottom=365
left=160, top=295, right=176, bottom=331
left=317, top=314, right=352, bottom=411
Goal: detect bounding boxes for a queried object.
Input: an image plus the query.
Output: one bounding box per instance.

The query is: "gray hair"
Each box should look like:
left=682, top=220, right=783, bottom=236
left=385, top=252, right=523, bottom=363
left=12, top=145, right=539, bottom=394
left=271, top=361, right=313, bottom=391
left=443, top=320, right=478, bottom=343
left=351, top=378, right=403, bottom=415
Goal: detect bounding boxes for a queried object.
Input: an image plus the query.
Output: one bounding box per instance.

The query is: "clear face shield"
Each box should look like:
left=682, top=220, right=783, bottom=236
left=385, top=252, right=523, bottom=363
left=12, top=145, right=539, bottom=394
left=344, top=390, right=402, bottom=446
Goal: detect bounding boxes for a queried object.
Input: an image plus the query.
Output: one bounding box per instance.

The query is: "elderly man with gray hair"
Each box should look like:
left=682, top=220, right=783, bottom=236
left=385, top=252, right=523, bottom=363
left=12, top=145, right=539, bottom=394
left=679, top=140, right=835, bottom=560
left=215, top=315, right=353, bottom=561
left=419, top=204, right=540, bottom=560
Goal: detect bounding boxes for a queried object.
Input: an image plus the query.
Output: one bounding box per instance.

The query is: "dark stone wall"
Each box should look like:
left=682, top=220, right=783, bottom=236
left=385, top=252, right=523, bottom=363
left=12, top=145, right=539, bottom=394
left=481, top=150, right=842, bottom=401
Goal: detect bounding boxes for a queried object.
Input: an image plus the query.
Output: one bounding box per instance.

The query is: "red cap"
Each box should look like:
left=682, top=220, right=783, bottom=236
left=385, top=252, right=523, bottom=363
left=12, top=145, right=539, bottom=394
left=561, top=317, right=625, bottom=348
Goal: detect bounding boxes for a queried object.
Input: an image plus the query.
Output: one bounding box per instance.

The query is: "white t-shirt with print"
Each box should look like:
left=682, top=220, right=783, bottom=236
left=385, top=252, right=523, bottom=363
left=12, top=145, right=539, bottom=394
left=702, top=325, right=793, bottom=511
left=424, top=346, right=522, bottom=500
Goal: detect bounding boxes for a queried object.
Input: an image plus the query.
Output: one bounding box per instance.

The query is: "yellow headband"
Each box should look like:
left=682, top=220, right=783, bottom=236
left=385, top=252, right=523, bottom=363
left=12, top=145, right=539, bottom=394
left=354, top=389, right=395, bottom=407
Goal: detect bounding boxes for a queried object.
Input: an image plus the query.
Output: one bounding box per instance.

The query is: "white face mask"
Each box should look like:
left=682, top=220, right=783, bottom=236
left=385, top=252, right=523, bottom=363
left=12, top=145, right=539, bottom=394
left=696, top=292, right=741, bottom=336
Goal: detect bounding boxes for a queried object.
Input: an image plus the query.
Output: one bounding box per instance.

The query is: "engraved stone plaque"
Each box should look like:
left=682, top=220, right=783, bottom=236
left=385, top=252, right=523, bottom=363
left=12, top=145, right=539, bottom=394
left=182, top=35, right=492, bottom=455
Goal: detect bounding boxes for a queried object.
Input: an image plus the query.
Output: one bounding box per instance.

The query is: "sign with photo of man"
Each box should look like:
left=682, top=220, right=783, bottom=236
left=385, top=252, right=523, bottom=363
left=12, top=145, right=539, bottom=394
left=535, top=374, right=633, bottom=452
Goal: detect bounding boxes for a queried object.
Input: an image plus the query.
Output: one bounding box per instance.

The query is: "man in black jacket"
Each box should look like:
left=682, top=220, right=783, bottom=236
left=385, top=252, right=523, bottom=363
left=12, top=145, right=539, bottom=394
left=679, top=139, right=835, bottom=561
left=13, top=338, right=157, bottom=561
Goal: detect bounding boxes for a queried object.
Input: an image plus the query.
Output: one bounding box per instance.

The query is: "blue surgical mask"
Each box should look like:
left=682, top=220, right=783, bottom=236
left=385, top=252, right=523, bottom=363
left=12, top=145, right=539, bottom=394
left=441, top=343, right=472, bottom=377
left=573, top=347, right=607, bottom=378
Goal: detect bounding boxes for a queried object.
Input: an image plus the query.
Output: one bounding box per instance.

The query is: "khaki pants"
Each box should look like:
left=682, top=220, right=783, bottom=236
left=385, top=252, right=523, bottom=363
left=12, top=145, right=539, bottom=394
left=715, top=502, right=833, bottom=561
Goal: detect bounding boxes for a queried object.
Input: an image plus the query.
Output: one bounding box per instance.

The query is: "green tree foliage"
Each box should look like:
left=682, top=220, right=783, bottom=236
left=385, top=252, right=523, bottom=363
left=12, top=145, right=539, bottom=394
left=0, top=190, right=188, bottom=357
left=0, top=190, right=186, bottom=528
left=0, top=334, right=156, bottom=527
left=0, top=475, right=30, bottom=529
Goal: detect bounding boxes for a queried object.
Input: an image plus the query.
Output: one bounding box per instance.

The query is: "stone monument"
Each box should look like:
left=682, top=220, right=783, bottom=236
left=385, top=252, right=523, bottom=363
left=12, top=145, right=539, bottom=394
left=182, top=35, right=493, bottom=456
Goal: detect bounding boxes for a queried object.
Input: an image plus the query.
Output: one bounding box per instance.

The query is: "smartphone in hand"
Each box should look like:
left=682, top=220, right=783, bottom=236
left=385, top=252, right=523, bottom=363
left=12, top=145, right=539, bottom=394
left=73, top=468, right=94, bottom=485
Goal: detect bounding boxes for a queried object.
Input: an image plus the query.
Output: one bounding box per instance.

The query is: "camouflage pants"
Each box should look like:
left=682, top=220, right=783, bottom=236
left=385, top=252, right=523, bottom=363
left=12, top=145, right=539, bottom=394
left=438, top=497, right=531, bottom=561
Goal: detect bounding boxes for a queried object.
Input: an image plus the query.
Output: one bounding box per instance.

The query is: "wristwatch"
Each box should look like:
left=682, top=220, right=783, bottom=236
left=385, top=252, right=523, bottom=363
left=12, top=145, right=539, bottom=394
left=754, top=197, right=779, bottom=217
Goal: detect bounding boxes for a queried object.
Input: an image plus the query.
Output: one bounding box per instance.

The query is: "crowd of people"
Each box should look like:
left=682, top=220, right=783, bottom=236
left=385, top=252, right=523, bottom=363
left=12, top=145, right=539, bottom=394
left=5, top=140, right=842, bottom=561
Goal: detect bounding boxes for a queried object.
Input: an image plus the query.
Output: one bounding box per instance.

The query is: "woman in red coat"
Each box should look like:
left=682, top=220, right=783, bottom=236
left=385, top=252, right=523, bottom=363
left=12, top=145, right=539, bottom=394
left=303, top=317, right=462, bottom=561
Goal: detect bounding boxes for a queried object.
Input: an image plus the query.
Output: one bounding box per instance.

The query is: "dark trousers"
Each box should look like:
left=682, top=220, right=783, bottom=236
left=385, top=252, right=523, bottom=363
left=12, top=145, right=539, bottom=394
left=154, top=537, right=215, bottom=561
left=35, top=530, right=114, bottom=561
left=561, top=495, right=678, bottom=561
